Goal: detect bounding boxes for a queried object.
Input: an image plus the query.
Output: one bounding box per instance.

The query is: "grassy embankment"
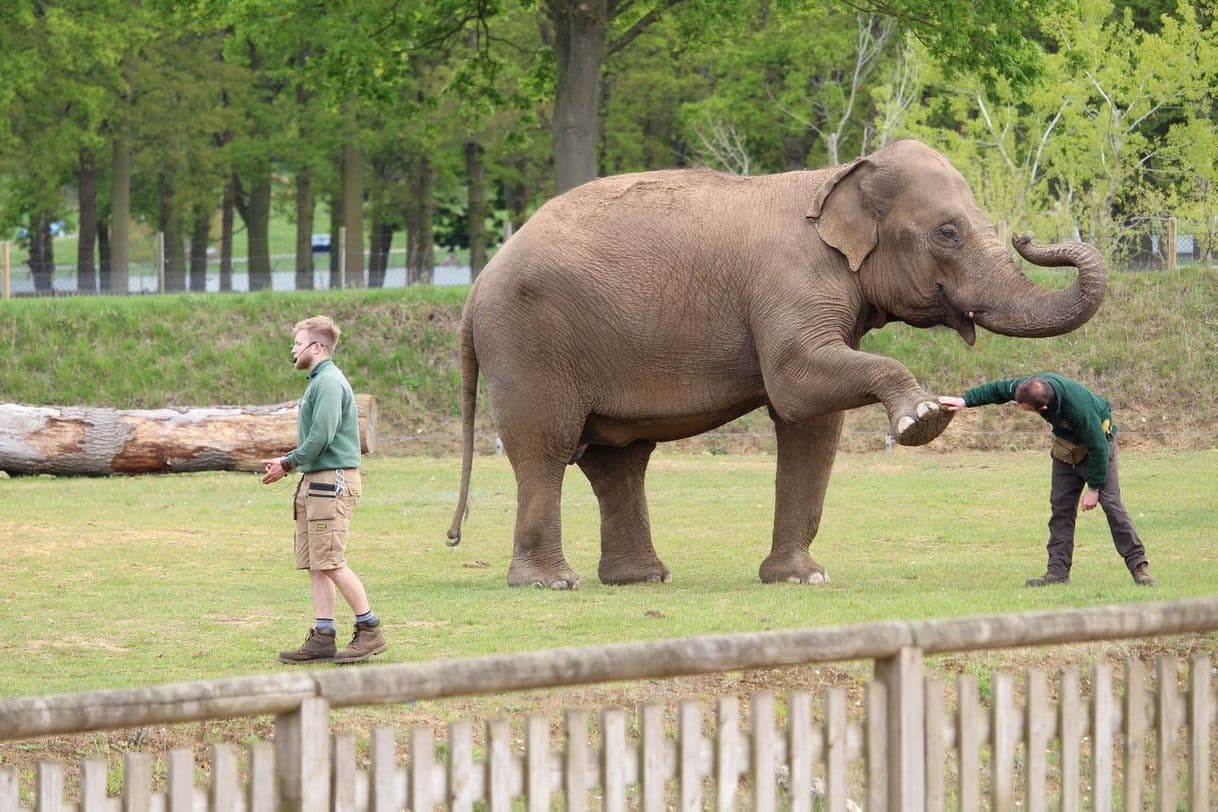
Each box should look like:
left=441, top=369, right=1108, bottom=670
left=0, top=266, right=1215, bottom=451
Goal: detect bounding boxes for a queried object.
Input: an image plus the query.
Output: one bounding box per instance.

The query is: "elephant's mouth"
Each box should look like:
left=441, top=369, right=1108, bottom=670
left=936, top=286, right=977, bottom=346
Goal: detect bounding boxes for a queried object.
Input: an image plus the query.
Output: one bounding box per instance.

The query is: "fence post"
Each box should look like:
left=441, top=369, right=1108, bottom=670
left=1167, top=217, right=1178, bottom=271
left=1, top=241, right=9, bottom=299
left=274, top=697, right=331, bottom=812
left=875, top=646, right=924, bottom=811
left=155, top=232, right=165, bottom=293
left=337, top=227, right=346, bottom=289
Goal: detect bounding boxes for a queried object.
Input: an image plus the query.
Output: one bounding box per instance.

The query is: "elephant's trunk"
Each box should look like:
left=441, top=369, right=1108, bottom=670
left=970, top=234, right=1108, bottom=338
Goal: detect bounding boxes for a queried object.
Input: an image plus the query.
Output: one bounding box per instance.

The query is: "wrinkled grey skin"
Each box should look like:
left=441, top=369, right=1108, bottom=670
left=446, top=139, right=1107, bottom=589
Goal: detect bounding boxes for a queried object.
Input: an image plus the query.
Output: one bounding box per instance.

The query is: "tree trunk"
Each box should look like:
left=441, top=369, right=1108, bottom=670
left=340, top=117, right=364, bottom=288
left=406, top=155, right=435, bottom=284
left=0, top=396, right=377, bottom=476
left=220, top=177, right=235, bottom=292
left=328, top=182, right=342, bottom=290
left=109, top=132, right=131, bottom=294
left=189, top=207, right=209, bottom=292
left=98, top=218, right=111, bottom=292
left=466, top=139, right=488, bottom=278
left=368, top=214, right=392, bottom=288
left=294, top=166, right=314, bottom=290
left=161, top=182, right=186, bottom=293
left=77, top=149, right=98, bottom=293
left=239, top=168, right=273, bottom=291
left=551, top=0, right=607, bottom=193
left=29, top=215, right=54, bottom=293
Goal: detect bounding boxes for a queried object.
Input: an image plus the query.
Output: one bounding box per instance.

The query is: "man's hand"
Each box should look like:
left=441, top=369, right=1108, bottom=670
left=937, top=395, right=967, bottom=413
left=261, top=458, right=287, bottom=485
left=1081, top=488, right=1100, bottom=511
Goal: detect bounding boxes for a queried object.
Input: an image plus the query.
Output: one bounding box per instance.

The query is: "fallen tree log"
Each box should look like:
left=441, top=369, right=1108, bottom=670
left=0, top=394, right=377, bottom=475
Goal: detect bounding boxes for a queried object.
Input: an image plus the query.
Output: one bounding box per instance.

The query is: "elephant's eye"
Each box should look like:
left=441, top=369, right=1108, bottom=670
left=935, top=223, right=960, bottom=245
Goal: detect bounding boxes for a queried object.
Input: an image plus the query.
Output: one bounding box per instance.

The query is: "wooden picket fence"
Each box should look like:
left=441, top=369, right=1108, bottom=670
left=1, top=597, right=1216, bottom=810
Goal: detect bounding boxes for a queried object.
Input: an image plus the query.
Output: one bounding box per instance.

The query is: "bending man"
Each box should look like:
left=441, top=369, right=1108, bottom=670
left=939, top=373, right=1157, bottom=588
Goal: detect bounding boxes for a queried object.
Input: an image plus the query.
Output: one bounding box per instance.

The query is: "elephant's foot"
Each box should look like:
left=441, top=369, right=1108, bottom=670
left=598, top=558, right=672, bottom=586
left=507, top=557, right=582, bottom=590
left=759, top=552, right=830, bottom=585
left=892, top=398, right=953, bottom=446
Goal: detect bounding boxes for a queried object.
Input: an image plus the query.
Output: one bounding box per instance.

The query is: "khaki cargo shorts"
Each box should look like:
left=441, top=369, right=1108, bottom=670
left=293, top=468, right=362, bottom=570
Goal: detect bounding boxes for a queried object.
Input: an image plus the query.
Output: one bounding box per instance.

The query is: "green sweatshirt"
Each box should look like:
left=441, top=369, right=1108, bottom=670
left=962, top=373, right=1114, bottom=489
left=284, top=359, right=362, bottom=473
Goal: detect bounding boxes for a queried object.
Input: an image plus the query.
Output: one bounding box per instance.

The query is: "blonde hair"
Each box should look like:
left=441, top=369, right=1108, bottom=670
left=294, top=315, right=341, bottom=353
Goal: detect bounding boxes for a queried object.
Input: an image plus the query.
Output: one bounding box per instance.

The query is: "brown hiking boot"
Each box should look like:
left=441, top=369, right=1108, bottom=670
left=278, top=628, right=337, bottom=664
left=1132, top=563, right=1158, bottom=586
left=335, top=621, right=388, bottom=664
left=1025, top=570, right=1070, bottom=587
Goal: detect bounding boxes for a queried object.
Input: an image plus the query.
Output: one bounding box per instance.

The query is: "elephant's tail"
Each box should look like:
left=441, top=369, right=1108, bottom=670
left=446, top=302, right=478, bottom=547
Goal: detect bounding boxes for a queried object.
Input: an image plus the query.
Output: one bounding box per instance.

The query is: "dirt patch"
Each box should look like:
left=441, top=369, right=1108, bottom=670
left=23, top=634, right=130, bottom=654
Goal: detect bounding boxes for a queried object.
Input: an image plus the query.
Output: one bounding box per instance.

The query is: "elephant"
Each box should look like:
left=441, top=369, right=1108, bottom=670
left=445, top=138, right=1107, bottom=589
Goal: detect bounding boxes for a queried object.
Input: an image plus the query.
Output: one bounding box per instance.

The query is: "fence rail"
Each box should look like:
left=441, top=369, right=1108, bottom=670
left=1, top=596, right=1216, bottom=810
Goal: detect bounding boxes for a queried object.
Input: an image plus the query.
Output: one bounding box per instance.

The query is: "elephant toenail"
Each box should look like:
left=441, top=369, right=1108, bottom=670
left=897, top=416, right=915, bottom=434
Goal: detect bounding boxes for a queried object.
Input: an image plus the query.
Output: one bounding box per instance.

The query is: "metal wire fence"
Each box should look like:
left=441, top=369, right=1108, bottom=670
left=0, top=245, right=473, bottom=297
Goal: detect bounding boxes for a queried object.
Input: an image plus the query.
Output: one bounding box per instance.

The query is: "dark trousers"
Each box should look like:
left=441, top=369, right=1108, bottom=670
left=1047, top=439, right=1148, bottom=575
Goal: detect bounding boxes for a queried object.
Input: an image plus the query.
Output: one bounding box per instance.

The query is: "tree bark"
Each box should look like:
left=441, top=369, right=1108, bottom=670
left=465, top=139, right=488, bottom=278
left=109, top=127, right=132, bottom=295
left=0, top=396, right=377, bottom=476
left=551, top=0, right=607, bottom=193
left=294, top=166, right=314, bottom=290
left=76, top=149, right=98, bottom=293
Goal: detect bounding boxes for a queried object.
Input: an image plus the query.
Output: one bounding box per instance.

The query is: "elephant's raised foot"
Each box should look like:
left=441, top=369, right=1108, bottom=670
left=760, top=553, right=828, bottom=585
left=894, top=400, right=953, bottom=446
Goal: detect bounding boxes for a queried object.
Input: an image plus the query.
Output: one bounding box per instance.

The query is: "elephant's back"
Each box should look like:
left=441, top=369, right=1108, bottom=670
left=465, top=169, right=826, bottom=418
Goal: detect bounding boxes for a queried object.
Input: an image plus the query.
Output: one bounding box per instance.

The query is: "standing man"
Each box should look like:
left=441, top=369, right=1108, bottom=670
left=262, top=315, right=388, bottom=664
left=939, top=373, right=1157, bottom=588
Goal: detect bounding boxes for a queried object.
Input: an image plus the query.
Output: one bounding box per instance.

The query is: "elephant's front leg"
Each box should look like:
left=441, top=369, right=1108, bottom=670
left=765, top=342, right=952, bottom=447
left=576, top=441, right=671, bottom=585
left=760, top=413, right=844, bottom=584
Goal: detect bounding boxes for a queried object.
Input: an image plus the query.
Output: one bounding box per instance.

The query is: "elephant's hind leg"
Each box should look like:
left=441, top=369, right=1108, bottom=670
left=504, top=445, right=582, bottom=590
left=577, top=441, right=671, bottom=585
left=760, top=413, right=842, bottom=584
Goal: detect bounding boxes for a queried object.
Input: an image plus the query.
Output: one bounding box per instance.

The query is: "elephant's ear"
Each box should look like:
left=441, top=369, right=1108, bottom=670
left=806, top=158, right=879, bottom=273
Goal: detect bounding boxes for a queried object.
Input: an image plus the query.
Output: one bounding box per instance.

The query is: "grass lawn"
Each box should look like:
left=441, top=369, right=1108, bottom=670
left=2, top=449, right=1214, bottom=699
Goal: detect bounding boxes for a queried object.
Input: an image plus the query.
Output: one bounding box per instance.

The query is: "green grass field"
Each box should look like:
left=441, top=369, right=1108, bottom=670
left=2, top=449, right=1214, bottom=699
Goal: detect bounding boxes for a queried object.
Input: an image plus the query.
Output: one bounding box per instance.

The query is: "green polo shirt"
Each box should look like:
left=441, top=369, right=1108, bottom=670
left=284, top=359, right=362, bottom=473
left=962, top=373, right=1114, bottom=489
